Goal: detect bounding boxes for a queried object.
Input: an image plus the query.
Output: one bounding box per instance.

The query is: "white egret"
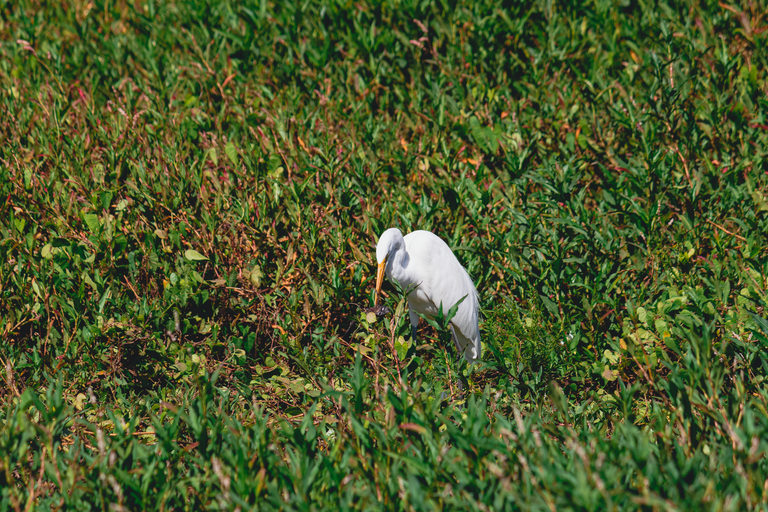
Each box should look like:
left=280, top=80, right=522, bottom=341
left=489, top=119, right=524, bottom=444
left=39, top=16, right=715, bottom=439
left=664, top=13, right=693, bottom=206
left=374, top=228, right=481, bottom=364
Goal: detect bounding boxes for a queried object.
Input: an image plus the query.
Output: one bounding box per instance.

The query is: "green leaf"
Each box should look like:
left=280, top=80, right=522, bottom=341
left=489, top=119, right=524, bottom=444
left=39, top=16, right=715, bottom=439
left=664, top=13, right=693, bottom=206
left=395, top=298, right=405, bottom=318
left=208, top=148, right=218, bottom=166
left=268, top=154, right=284, bottom=177
left=82, top=272, right=99, bottom=291
left=468, top=116, right=486, bottom=152
left=445, top=295, right=467, bottom=323
left=31, top=279, right=42, bottom=298
left=83, top=212, right=100, bottom=233
left=225, top=142, right=239, bottom=166
left=184, top=249, right=208, bottom=261
left=100, top=191, right=113, bottom=210
left=395, top=336, right=410, bottom=361
left=540, top=295, right=560, bottom=320
left=250, top=265, right=263, bottom=287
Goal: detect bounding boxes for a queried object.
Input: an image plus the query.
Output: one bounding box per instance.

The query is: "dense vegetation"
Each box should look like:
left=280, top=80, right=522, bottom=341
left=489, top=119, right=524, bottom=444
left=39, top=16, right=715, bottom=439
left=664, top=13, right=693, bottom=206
left=1, top=0, right=767, bottom=508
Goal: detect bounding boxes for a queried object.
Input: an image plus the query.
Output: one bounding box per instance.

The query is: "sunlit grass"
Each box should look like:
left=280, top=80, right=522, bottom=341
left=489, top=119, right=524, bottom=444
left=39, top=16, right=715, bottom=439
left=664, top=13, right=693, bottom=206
left=1, top=0, right=767, bottom=508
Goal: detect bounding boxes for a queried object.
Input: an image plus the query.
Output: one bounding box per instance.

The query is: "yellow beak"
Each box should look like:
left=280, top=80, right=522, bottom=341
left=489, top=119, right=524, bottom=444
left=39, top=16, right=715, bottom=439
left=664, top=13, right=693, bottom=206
left=375, top=259, right=386, bottom=306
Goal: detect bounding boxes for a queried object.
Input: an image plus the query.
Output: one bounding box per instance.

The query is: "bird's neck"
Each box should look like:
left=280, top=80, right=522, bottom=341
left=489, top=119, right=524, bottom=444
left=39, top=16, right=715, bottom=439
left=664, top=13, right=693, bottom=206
left=388, top=248, right=410, bottom=284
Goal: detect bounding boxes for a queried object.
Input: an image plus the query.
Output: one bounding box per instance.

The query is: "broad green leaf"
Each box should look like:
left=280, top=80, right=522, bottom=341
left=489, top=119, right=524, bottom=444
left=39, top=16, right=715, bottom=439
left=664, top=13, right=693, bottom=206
left=83, top=212, right=100, bottom=233
left=184, top=249, right=208, bottom=261
left=31, top=279, right=42, bottom=298
left=395, top=336, right=410, bottom=361
left=225, top=142, right=238, bottom=166
left=250, top=265, right=263, bottom=287
left=540, top=294, right=560, bottom=320
left=82, top=272, right=99, bottom=291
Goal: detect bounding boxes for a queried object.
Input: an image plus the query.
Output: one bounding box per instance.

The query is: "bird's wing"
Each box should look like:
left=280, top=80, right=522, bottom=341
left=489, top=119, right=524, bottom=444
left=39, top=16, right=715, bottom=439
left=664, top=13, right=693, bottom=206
left=403, top=231, right=480, bottom=342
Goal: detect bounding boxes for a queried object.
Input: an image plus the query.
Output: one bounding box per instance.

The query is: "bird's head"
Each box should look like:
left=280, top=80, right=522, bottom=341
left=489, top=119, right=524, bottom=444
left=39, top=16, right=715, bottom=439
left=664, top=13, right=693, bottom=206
left=374, top=228, right=403, bottom=306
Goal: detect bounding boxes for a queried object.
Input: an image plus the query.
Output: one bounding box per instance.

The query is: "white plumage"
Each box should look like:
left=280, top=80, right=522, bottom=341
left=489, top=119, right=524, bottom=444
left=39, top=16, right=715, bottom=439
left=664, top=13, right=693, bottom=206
left=374, top=228, right=481, bottom=364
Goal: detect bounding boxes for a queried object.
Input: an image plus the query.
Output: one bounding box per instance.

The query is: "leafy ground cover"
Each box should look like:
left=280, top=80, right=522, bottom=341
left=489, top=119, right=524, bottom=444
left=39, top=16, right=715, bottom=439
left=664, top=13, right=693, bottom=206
left=1, top=0, right=767, bottom=509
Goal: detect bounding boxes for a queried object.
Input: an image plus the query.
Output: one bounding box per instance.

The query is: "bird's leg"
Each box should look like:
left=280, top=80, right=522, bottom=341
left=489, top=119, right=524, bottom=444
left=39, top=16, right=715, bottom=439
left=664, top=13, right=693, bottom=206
left=449, top=325, right=465, bottom=392
left=449, top=325, right=464, bottom=361
left=409, top=309, right=419, bottom=341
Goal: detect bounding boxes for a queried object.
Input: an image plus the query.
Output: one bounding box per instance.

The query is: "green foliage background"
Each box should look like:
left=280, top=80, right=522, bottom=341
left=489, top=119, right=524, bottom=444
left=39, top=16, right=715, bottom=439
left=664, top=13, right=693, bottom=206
left=1, top=0, right=767, bottom=509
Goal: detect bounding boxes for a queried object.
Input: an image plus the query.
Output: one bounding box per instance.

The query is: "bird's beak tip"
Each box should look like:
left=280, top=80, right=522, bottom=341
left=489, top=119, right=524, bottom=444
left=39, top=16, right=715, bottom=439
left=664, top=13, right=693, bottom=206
left=374, top=259, right=386, bottom=306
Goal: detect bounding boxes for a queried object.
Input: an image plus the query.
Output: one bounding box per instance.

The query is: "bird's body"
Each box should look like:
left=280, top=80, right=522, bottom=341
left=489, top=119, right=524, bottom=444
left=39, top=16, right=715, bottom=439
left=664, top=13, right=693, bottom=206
left=375, top=228, right=481, bottom=364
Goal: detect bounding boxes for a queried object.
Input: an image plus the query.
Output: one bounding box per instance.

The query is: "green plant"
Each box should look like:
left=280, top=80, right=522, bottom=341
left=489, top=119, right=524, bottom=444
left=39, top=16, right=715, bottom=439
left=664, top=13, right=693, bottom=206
left=1, top=0, right=767, bottom=507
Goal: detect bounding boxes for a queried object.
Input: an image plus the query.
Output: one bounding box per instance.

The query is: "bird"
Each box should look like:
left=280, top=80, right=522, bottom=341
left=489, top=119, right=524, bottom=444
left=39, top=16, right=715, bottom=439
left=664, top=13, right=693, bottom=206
left=374, top=227, right=481, bottom=365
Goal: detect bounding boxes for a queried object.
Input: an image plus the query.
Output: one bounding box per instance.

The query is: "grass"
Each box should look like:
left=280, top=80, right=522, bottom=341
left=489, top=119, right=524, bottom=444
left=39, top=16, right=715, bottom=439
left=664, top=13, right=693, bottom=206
left=1, top=0, right=767, bottom=509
